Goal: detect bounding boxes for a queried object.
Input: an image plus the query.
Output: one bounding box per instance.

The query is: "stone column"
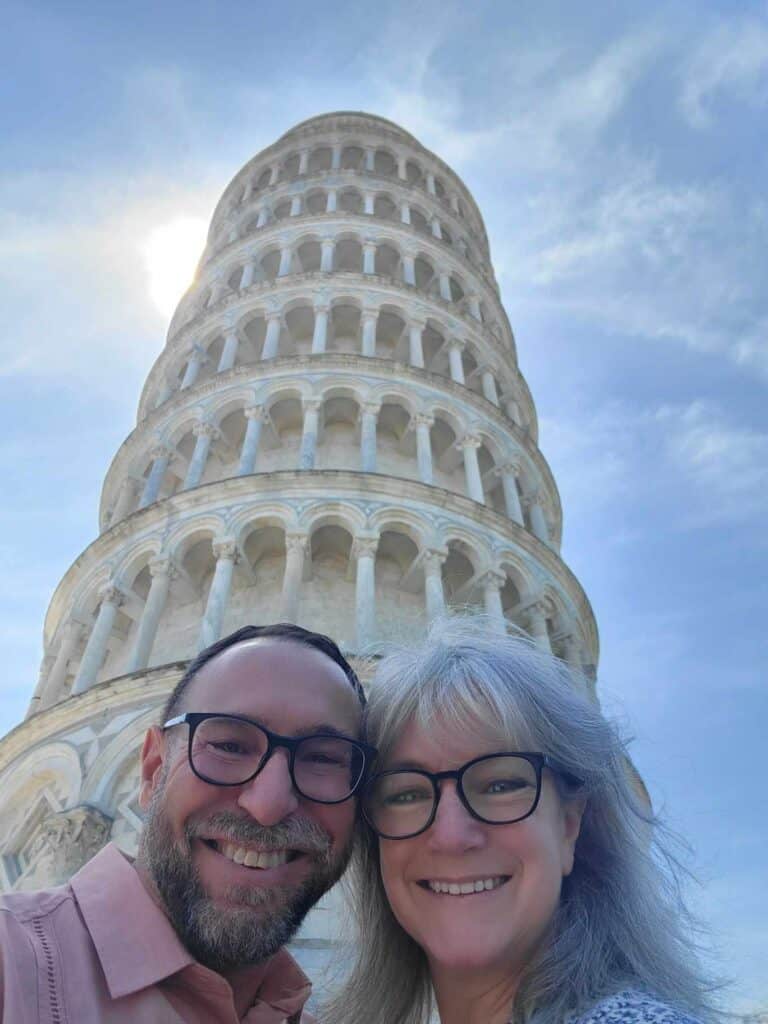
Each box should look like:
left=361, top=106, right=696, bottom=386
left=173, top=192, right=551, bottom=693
left=506, top=396, right=522, bottom=427
left=360, top=403, right=379, bottom=472
left=238, top=405, right=264, bottom=475
left=320, top=239, right=334, bottom=272
left=198, top=541, right=238, bottom=650
left=208, top=277, right=227, bottom=306
left=423, top=549, right=447, bottom=620
left=467, top=294, right=482, bottom=320
left=290, top=196, right=301, bottom=216
left=414, top=414, right=434, bottom=484
left=524, top=493, right=549, bottom=543
left=180, top=346, right=205, bottom=389
left=331, top=144, right=342, bottom=170
left=439, top=271, right=452, bottom=301
left=109, top=477, right=139, bottom=526
left=239, top=259, right=255, bottom=292
left=459, top=435, right=484, bottom=503
left=450, top=194, right=460, bottom=214
left=299, top=399, right=321, bottom=469
left=139, top=444, right=173, bottom=509
left=326, top=189, right=337, bottom=213
left=363, top=192, right=375, bottom=214
left=397, top=155, right=407, bottom=180
left=38, top=620, right=84, bottom=709
left=279, top=533, right=307, bottom=622
left=526, top=601, right=552, bottom=652
left=408, top=321, right=425, bottom=368
left=402, top=254, right=416, bottom=285
left=312, top=304, right=329, bottom=354
left=431, top=217, right=442, bottom=239
left=426, top=172, right=436, bottom=194
left=278, top=246, right=292, bottom=277
left=71, top=585, right=123, bottom=695
left=354, top=537, right=378, bottom=650
left=256, top=205, right=269, bottom=228
left=269, top=164, right=279, bottom=185
left=365, top=147, right=375, bottom=171
left=498, top=461, right=524, bottom=525
left=184, top=422, right=219, bottom=490
left=362, top=241, right=376, bottom=275
left=562, top=634, right=583, bottom=672
left=400, top=201, right=411, bottom=224
left=448, top=341, right=465, bottom=384
left=127, top=557, right=174, bottom=672
left=361, top=309, right=378, bottom=356
left=218, top=330, right=240, bottom=372
left=261, top=314, right=282, bottom=359
left=298, top=149, right=309, bottom=174
left=481, top=571, right=506, bottom=629
left=481, top=369, right=499, bottom=405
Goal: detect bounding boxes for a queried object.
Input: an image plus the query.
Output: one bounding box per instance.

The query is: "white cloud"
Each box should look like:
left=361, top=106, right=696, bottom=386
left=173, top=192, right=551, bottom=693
left=656, top=400, right=768, bottom=525
left=680, top=16, right=768, bottom=128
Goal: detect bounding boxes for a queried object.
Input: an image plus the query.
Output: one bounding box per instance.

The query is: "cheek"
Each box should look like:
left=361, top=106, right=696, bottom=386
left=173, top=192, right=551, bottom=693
left=311, top=801, right=356, bottom=851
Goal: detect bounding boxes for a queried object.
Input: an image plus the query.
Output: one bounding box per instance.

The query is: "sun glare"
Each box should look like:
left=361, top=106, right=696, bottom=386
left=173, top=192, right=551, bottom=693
left=143, top=217, right=209, bottom=319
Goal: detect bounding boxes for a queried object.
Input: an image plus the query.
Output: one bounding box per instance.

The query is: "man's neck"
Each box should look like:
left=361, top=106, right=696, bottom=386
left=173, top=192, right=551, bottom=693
left=222, top=961, right=272, bottom=1019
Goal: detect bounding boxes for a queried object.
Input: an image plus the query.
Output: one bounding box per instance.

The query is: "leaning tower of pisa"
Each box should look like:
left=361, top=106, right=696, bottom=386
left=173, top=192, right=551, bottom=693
left=0, top=111, right=597, bottom=973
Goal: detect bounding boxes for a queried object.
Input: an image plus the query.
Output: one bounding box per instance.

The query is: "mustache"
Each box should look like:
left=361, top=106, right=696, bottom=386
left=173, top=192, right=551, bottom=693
left=186, top=810, right=332, bottom=858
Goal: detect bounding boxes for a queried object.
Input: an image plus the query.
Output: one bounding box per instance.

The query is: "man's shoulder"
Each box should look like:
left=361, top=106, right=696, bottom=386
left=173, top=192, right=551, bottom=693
left=0, top=881, right=75, bottom=927
left=572, top=989, right=702, bottom=1024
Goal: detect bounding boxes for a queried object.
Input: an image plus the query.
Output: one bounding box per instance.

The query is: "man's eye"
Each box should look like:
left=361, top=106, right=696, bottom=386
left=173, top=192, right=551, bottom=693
left=209, top=740, right=247, bottom=755
left=384, top=789, right=430, bottom=806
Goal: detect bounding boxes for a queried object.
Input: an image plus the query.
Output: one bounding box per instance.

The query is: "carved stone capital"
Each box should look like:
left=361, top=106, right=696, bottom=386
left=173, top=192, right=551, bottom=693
left=480, top=569, right=507, bottom=591
left=303, top=398, right=322, bottom=413
left=37, top=805, right=113, bottom=883
left=360, top=401, right=381, bottom=418
left=353, top=536, right=379, bottom=560
left=285, top=532, right=309, bottom=554
left=193, top=421, right=221, bottom=441
left=499, top=456, right=522, bottom=477
left=150, top=442, right=173, bottom=461
left=413, top=413, right=434, bottom=429
left=212, top=540, right=239, bottom=562
left=149, top=556, right=176, bottom=580
left=99, top=583, right=124, bottom=607
left=458, top=434, right=481, bottom=450
left=422, top=548, right=448, bottom=573
left=244, top=404, right=265, bottom=421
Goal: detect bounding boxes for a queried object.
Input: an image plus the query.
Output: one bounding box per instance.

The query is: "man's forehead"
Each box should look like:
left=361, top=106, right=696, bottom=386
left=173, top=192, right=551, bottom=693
left=184, top=637, right=361, bottom=723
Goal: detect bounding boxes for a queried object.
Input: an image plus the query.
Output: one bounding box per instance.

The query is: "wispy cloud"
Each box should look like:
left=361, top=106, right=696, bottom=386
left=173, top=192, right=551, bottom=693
left=679, top=16, right=768, bottom=128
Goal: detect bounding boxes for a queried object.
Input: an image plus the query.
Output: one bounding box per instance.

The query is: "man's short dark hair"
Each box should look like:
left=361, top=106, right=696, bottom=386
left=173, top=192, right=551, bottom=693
left=161, top=623, right=365, bottom=724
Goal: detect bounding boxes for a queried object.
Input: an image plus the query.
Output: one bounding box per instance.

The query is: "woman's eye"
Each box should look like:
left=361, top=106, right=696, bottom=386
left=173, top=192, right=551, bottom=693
left=384, top=789, right=429, bottom=806
left=486, top=778, right=528, bottom=793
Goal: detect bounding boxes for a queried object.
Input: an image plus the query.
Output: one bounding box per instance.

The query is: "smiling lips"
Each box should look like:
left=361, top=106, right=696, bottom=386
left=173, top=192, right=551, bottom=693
left=422, top=876, right=509, bottom=896
left=203, top=838, right=299, bottom=869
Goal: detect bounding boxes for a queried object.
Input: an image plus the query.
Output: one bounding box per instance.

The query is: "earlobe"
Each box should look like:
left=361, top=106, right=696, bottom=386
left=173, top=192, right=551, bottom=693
left=138, top=726, right=166, bottom=810
left=560, top=796, right=586, bottom=876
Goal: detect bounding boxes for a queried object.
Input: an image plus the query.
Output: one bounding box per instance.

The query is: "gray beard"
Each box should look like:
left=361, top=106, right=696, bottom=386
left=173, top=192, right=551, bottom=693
left=140, top=800, right=351, bottom=973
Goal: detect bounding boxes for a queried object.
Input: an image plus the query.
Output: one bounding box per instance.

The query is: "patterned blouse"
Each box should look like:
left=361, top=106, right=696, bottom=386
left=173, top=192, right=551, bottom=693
left=570, top=989, right=702, bottom=1024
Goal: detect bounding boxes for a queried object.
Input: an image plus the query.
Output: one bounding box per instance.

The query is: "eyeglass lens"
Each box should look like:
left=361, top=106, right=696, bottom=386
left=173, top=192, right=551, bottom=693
left=365, top=755, right=539, bottom=837
left=191, top=716, right=365, bottom=801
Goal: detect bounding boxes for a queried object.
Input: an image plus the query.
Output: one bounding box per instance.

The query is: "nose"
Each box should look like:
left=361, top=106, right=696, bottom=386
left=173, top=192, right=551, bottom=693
left=236, top=747, right=299, bottom=825
left=426, top=781, right=485, bottom=853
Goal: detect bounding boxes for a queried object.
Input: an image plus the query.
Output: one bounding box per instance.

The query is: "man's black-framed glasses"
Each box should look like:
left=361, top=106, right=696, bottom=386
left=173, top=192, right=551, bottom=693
left=362, top=752, right=584, bottom=839
left=163, top=712, right=376, bottom=804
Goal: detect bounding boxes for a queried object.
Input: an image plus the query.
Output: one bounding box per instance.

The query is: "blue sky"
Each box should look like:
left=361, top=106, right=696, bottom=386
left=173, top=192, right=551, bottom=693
left=1, top=0, right=766, bottom=1011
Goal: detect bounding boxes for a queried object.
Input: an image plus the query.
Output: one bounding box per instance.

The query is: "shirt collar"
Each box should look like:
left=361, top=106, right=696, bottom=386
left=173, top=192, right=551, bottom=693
left=70, top=842, right=311, bottom=1016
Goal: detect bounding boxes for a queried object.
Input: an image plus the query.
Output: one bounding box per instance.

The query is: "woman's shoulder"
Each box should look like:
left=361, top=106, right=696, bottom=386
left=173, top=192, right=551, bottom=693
left=569, top=989, right=702, bottom=1024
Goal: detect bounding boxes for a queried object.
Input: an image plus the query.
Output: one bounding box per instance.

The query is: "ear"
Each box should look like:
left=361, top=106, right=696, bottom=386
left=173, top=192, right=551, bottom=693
left=560, top=796, right=586, bottom=877
left=138, top=726, right=167, bottom=811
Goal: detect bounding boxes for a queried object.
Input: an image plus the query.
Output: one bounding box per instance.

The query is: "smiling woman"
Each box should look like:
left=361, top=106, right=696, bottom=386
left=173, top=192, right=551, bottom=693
left=324, top=614, right=720, bottom=1024
left=143, top=217, right=208, bottom=317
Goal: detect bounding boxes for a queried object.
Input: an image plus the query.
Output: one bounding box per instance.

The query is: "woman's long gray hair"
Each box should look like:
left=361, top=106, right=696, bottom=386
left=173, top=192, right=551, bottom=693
left=323, top=615, right=721, bottom=1024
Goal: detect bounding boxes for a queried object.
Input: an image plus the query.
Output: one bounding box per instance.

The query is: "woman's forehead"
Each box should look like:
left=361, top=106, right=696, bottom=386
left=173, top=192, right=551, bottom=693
left=384, top=710, right=528, bottom=765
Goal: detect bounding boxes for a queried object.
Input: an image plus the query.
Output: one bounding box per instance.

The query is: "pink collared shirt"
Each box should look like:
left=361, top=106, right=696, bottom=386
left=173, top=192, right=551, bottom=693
left=0, top=843, right=314, bottom=1023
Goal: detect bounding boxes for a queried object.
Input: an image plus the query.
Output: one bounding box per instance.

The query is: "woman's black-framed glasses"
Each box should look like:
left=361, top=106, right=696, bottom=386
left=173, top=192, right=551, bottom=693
left=362, top=752, right=584, bottom=839
left=163, top=712, right=376, bottom=805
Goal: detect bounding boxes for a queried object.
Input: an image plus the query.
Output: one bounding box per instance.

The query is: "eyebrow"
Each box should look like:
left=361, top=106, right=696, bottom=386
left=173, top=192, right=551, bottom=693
left=292, top=722, right=361, bottom=742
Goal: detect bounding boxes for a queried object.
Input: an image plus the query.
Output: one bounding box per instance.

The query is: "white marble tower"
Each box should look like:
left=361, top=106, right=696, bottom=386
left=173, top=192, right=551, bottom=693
left=0, top=112, right=598, bottom=970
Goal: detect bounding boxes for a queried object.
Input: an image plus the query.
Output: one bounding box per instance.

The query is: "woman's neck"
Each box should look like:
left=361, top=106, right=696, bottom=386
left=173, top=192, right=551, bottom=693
left=431, top=963, right=519, bottom=1024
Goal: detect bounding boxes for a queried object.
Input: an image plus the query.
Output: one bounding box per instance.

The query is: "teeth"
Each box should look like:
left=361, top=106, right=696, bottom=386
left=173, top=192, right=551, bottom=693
left=427, top=877, right=505, bottom=895
left=216, top=843, right=290, bottom=869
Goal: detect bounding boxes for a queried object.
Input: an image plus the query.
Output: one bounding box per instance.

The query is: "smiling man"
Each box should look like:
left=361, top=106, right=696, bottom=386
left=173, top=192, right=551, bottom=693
left=0, top=623, right=372, bottom=1023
